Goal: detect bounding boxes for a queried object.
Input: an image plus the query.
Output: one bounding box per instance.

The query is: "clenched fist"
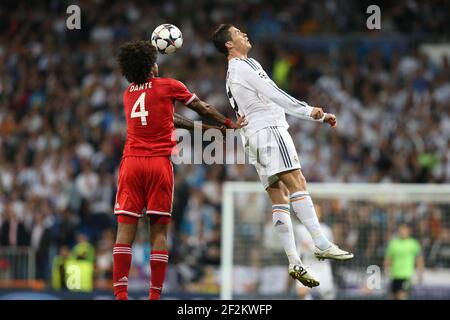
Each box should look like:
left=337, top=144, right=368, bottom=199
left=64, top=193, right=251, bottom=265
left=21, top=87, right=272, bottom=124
left=324, top=113, right=337, bottom=128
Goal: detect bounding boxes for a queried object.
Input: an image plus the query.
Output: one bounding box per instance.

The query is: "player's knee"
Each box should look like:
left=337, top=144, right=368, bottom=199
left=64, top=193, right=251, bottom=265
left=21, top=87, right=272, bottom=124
left=285, top=179, right=306, bottom=194
left=278, top=170, right=307, bottom=193
left=151, top=232, right=168, bottom=249
left=289, top=170, right=306, bottom=193
left=281, top=184, right=290, bottom=199
left=296, top=171, right=307, bottom=190
left=116, top=226, right=137, bottom=245
left=116, top=215, right=139, bottom=245
left=152, top=232, right=166, bottom=242
left=267, top=186, right=289, bottom=204
left=149, top=217, right=170, bottom=248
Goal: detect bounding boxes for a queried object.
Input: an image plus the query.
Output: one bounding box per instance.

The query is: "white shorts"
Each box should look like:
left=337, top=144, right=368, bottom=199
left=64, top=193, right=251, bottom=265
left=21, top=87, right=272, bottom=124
left=244, top=126, right=301, bottom=189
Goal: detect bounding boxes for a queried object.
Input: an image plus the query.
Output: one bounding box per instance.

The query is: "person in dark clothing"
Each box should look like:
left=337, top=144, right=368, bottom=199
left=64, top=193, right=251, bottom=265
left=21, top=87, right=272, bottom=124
left=30, top=212, right=52, bottom=280
left=0, top=204, right=29, bottom=246
left=0, top=203, right=30, bottom=279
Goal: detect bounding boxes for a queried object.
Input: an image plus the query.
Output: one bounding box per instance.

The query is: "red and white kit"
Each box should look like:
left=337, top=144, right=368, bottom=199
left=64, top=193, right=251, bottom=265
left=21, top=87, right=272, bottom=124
left=115, top=77, right=196, bottom=219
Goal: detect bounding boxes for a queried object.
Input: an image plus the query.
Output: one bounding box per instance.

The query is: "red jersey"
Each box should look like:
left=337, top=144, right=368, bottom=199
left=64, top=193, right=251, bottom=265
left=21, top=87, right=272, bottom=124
left=122, top=77, right=195, bottom=157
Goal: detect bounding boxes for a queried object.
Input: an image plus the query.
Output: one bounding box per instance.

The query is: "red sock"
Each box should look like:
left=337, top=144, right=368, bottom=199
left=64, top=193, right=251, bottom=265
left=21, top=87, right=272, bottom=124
left=113, top=244, right=132, bottom=300
left=149, top=250, right=169, bottom=300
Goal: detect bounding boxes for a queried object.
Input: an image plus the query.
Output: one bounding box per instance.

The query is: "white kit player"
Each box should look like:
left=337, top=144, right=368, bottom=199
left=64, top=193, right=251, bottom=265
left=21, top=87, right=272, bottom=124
left=213, top=24, right=353, bottom=288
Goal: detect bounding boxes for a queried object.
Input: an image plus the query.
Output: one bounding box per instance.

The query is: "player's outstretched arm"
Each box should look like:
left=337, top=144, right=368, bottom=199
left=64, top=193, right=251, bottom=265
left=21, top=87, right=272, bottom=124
left=174, top=112, right=215, bottom=131
left=186, top=97, right=247, bottom=129
left=236, top=61, right=336, bottom=126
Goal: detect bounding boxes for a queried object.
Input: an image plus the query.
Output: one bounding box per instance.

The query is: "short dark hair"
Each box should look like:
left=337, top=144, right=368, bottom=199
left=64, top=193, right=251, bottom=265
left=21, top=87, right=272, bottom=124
left=117, top=40, right=157, bottom=84
left=212, top=24, right=233, bottom=56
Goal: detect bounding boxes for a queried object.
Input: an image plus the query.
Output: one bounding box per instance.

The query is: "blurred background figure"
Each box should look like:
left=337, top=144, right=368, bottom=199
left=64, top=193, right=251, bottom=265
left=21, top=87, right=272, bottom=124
left=70, top=233, right=96, bottom=263
left=30, top=211, right=52, bottom=281
left=63, top=233, right=96, bottom=292
left=384, top=223, right=424, bottom=300
left=51, top=245, right=70, bottom=290
left=0, top=202, right=29, bottom=247
left=94, top=229, right=114, bottom=289
left=295, top=206, right=336, bottom=300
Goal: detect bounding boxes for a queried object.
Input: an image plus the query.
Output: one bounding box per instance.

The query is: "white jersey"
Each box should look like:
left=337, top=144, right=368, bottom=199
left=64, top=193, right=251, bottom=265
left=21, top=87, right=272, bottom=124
left=225, top=57, right=316, bottom=139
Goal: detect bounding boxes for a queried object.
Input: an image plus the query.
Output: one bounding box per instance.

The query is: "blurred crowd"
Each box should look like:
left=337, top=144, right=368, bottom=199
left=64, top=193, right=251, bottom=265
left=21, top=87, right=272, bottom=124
left=0, top=0, right=449, bottom=295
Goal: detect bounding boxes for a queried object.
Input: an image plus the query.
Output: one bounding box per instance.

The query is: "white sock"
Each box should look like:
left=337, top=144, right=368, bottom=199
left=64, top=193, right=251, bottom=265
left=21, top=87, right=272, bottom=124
left=290, top=191, right=332, bottom=250
left=272, top=204, right=302, bottom=265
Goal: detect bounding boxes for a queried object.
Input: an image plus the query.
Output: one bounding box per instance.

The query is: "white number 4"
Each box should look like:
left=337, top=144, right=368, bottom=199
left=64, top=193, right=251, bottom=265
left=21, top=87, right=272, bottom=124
left=131, top=92, right=149, bottom=125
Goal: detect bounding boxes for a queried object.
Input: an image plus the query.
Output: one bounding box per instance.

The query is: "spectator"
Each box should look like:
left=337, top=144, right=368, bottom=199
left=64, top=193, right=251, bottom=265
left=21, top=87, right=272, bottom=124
left=53, top=207, right=78, bottom=248
left=51, top=245, right=70, bottom=290
left=0, top=203, right=29, bottom=247
left=70, top=233, right=96, bottom=264
left=30, top=211, right=52, bottom=281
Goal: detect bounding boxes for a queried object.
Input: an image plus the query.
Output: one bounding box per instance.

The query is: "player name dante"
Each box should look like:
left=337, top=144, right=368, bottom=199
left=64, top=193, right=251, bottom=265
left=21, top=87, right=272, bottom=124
left=177, top=304, right=272, bottom=317
left=129, top=81, right=152, bottom=92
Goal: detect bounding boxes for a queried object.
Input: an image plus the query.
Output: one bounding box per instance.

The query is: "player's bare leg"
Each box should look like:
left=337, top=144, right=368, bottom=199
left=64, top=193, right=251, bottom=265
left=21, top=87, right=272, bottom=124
left=150, top=222, right=169, bottom=250
left=266, top=181, right=319, bottom=288
left=277, top=169, right=354, bottom=261
left=116, top=220, right=138, bottom=244
left=148, top=215, right=170, bottom=300
left=113, top=216, right=138, bottom=300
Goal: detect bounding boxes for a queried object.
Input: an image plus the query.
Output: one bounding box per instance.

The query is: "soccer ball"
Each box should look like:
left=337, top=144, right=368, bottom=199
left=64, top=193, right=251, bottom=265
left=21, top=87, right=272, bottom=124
left=151, top=24, right=183, bottom=54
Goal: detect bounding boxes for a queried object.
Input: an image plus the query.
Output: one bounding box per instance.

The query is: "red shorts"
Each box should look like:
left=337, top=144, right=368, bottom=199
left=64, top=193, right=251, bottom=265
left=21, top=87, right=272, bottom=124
left=114, top=156, right=174, bottom=218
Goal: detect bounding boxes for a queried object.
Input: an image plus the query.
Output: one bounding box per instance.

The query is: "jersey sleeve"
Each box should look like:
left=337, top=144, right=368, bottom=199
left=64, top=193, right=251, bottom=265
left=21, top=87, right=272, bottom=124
left=170, top=79, right=196, bottom=105
left=234, top=61, right=317, bottom=121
